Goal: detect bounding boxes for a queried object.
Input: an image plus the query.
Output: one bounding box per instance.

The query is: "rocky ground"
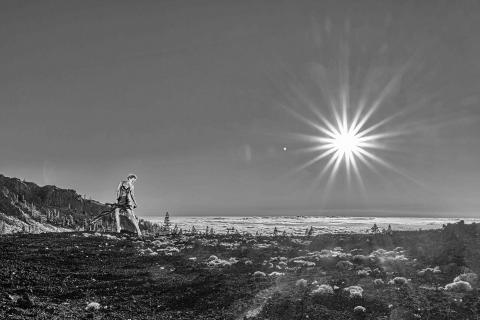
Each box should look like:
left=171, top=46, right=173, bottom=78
left=0, top=222, right=479, bottom=319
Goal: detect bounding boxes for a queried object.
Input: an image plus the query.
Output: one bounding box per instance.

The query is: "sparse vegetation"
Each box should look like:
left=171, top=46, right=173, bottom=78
left=0, top=221, right=479, bottom=319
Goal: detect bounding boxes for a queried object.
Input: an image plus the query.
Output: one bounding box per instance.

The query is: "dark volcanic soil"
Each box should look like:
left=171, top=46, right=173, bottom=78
left=0, top=222, right=479, bottom=319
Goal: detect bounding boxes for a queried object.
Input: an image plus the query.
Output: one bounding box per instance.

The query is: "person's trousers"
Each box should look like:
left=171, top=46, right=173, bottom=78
left=114, top=208, right=142, bottom=236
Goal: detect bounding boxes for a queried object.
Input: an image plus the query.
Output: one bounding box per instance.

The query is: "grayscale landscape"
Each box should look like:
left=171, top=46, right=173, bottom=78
left=1, top=1, right=479, bottom=319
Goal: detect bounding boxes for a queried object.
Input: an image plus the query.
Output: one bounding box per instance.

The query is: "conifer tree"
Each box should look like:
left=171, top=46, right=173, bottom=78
left=307, top=226, right=314, bottom=237
left=163, top=212, right=171, bottom=231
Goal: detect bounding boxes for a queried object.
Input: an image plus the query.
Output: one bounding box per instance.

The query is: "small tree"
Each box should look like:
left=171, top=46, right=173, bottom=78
left=273, top=227, right=278, bottom=236
left=307, top=226, right=314, bottom=237
left=191, top=226, right=197, bottom=235
left=163, top=212, right=171, bottom=231
left=387, top=224, right=393, bottom=235
left=371, top=223, right=379, bottom=234
left=205, top=226, right=209, bottom=235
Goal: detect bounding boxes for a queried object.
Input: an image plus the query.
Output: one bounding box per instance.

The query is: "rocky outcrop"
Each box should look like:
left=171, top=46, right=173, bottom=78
left=0, top=174, right=110, bottom=234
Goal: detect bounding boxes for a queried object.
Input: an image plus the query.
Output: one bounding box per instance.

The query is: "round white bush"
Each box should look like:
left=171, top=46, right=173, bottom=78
left=392, top=277, right=408, bottom=285
left=253, top=271, right=266, bottom=278
left=357, top=269, right=370, bottom=277
left=353, top=306, right=366, bottom=313
left=445, top=280, right=472, bottom=292
left=311, top=284, right=334, bottom=296
left=85, top=302, right=101, bottom=311
left=373, top=278, right=384, bottom=286
left=296, top=279, right=308, bottom=287
left=344, top=286, right=363, bottom=298
left=454, top=273, right=478, bottom=285
left=268, top=271, right=285, bottom=277
left=418, top=266, right=442, bottom=276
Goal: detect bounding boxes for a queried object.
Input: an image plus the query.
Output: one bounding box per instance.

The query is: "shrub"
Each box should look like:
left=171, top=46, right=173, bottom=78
left=344, top=286, right=363, bottom=298
left=373, top=279, right=384, bottom=287
left=85, top=302, right=101, bottom=311
left=453, top=273, right=478, bottom=285
left=208, top=255, right=218, bottom=261
left=296, top=279, right=308, bottom=287
left=353, top=305, right=366, bottom=313
left=311, top=284, right=334, bottom=296
left=357, top=269, right=370, bottom=277
left=392, top=277, right=408, bottom=285
left=207, top=257, right=234, bottom=267
left=336, top=260, right=354, bottom=270
left=418, top=266, right=441, bottom=276
left=445, top=280, right=472, bottom=292
left=253, top=271, right=266, bottom=278
left=268, top=271, right=284, bottom=277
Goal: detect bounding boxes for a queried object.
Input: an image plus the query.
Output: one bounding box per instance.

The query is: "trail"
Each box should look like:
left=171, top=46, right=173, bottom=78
left=236, top=285, right=281, bottom=320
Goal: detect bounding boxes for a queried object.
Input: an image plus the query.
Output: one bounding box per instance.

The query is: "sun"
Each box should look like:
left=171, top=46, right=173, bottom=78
left=279, top=28, right=424, bottom=193
left=282, top=94, right=411, bottom=191
left=331, top=130, right=361, bottom=157
left=308, top=106, right=386, bottom=177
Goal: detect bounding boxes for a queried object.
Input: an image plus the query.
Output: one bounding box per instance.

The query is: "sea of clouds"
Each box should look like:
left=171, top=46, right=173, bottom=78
left=147, top=215, right=480, bottom=236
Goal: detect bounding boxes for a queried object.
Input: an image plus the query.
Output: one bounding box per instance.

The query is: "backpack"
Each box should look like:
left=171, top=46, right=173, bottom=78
left=118, top=181, right=131, bottom=199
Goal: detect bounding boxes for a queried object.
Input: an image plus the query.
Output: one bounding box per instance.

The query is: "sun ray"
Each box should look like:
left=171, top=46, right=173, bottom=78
left=283, top=92, right=416, bottom=191
left=281, top=57, right=420, bottom=192
left=287, top=133, right=336, bottom=143
left=356, top=148, right=425, bottom=187
left=291, top=148, right=339, bottom=174
left=350, top=155, right=366, bottom=194
left=293, top=144, right=336, bottom=155
left=309, top=150, right=341, bottom=191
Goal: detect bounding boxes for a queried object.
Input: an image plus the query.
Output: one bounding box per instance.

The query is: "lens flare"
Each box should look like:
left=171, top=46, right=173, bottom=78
left=331, top=131, right=360, bottom=156
left=280, top=71, right=421, bottom=193
left=278, top=23, right=432, bottom=196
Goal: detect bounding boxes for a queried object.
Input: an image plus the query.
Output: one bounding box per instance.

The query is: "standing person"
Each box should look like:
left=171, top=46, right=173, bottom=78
left=114, top=174, right=142, bottom=237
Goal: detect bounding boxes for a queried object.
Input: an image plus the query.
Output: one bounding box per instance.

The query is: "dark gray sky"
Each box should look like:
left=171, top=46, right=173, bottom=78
left=2, top=0, right=480, bottom=217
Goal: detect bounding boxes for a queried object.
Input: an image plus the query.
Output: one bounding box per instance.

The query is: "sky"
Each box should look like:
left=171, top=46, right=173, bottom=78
left=1, top=0, right=480, bottom=217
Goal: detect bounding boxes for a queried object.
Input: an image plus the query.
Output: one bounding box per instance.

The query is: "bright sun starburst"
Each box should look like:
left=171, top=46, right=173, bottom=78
left=310, top=105, right=389, bottom=179
left=278, top=26, right=427, bottom=195
left=282, top=74, right=415, bottom=192
left=330, top=126, right=361, bottom=159
left=277, top=22, right=435, bottom=199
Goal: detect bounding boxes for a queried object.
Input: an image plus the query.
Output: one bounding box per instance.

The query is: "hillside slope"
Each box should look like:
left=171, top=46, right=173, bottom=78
left=0, top=174, right=109, bottom=234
